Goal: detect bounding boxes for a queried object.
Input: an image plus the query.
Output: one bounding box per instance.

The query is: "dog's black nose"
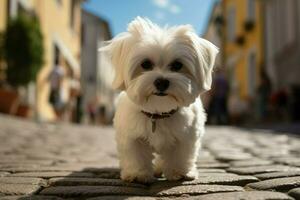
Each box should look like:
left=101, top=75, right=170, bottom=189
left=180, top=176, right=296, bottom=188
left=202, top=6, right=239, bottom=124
left=154, top=78, right=170, bottom=92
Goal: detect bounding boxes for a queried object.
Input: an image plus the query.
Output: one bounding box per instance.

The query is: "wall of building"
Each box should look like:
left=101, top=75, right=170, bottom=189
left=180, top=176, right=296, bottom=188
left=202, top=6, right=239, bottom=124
left=223, top=0, right=263, bottom=99
left=204, top=2, right=222, bottom=68
left=35, top=0, right=82, bottom=121
left=81, top=11, right=99, bottom=112
left=81, top=10, right=115, bottom=124
left=0, top=0, right=8, bottom=32
left=1, top=0, right=82, bottom=121
left=263, top=0, right=300, bottom=90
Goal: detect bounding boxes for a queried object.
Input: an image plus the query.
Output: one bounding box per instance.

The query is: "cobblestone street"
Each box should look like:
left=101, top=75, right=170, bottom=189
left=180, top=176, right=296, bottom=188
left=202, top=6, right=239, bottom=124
left=0, top=114, right=300, bottom=200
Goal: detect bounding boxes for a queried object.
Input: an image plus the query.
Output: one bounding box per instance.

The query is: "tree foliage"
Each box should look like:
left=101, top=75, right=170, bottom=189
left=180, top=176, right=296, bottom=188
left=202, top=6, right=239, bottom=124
left=4, top=15, right=44, bottom=87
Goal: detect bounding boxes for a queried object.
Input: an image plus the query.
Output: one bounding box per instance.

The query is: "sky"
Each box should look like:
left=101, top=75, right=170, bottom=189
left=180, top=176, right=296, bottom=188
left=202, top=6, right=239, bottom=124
left=83, top=0, right=218, bottom=36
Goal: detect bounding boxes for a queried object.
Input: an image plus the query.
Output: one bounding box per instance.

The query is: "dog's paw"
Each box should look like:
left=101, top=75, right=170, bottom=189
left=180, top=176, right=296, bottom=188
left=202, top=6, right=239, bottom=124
left=164, top=169, right=198, bottom=181
left=185, top=169, right=199, bottom=180
left=121, top=171, right=155, bottom=184
left=164, top=172, right=185, bottom=181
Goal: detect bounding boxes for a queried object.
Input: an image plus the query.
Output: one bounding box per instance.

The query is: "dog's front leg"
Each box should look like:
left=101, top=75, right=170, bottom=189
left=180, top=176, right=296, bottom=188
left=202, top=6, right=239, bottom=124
left=160, top=139, right=200, bottom=181
left=117, top=136, right=154, bottom=183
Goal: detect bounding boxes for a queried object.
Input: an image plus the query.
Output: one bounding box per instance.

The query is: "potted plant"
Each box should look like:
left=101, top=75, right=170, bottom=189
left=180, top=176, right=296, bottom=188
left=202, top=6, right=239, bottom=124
left=0, top=32, right=20, bottom=115
left=2, top=14, right=44, bottom=117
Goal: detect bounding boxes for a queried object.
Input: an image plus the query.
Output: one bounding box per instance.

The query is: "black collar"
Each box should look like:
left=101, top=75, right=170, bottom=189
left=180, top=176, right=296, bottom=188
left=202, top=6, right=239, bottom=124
left=141, top=108, right=178, bottom=120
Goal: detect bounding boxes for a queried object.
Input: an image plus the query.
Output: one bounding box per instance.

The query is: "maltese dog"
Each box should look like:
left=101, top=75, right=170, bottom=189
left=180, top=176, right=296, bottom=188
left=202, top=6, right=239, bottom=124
left=101, top=17, right=218, bottom=183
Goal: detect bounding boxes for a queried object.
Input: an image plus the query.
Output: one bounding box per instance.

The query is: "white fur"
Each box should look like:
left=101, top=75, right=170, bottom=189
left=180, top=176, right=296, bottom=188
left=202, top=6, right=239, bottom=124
left=101, top=17, right=218, bottom=182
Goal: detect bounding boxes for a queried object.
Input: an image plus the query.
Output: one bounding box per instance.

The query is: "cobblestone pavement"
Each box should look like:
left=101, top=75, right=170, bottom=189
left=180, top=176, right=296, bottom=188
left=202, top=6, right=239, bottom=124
left=0, top=114, right=300, bottom=200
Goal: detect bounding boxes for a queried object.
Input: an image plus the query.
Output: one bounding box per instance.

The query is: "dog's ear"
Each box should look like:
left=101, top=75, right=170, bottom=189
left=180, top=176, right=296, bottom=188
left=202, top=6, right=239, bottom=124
left=195, top=37, right=219, bottom=92
left=192, top=35, right=219, bottom=92
left=184, top=31, right=219, bottom=93
left=99, top=33, right=131, bottom=90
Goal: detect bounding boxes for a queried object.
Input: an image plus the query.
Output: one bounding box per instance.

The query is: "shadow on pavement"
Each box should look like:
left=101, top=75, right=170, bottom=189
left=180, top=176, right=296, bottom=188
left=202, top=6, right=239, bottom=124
left=9, top=167, right=181, bottom=200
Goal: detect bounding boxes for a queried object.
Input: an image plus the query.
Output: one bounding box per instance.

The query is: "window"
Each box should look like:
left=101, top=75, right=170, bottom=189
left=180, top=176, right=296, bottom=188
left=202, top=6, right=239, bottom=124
left=247, top=0, right=256, bottom=21
left=227, top=6, right=236, bottom=42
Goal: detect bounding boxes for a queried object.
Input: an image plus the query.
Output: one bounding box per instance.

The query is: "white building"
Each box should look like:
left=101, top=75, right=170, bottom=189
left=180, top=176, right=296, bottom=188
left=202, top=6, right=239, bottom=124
left=81, top=10, right=115, bottom=124
left=263, top=0, right=300, bottom=90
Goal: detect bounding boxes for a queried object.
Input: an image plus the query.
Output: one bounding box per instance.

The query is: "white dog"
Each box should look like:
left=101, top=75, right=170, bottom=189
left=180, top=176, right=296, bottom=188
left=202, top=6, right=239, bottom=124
left=101, top=17, right=218, bottom=183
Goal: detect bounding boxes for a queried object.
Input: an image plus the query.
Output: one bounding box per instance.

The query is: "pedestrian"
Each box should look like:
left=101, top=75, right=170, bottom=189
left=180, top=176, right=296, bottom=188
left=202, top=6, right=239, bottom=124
left=256, top=70, right=272, bottom=122
left=48, top=54, right=65, bottom=119
left=87, top=98, right=97, bottom=124
left=208, top=70, right=229, bottom=125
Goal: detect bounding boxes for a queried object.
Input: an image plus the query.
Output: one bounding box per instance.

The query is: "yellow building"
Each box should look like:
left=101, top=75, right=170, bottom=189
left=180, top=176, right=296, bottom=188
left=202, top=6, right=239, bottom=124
left=0, top=1, right=7, bottom=82
left=0, top=1, right=8, bottom=31
left=222, top=0, right=264, bottom=100
left=0, top=0, right=83, bottom=121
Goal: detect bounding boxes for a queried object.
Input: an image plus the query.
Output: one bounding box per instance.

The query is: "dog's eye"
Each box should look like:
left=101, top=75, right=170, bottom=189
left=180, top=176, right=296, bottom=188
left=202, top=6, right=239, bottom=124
left=141, top=59, right=153, bottom=70
left=170, top=60, right=183, bottom=72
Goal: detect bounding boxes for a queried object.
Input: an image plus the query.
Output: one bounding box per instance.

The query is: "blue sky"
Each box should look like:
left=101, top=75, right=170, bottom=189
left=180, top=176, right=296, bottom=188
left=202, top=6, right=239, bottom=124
left=83, top=0, right=218, bottom=36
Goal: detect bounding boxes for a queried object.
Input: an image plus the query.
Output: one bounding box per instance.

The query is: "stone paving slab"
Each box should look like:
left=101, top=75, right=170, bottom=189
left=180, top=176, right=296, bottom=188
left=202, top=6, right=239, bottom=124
left=87, top=197, right=156, bottom=200
left=40, top=186, right=150, bottom=197
left=272, top=157, right=300, bottom=167
left=0, top=173, right=9, bottom=177
left=48, top=177, right=147, bottom=188
left=214, top=152, right=253, bottom=161
left=150, top=173, right=258, bottom=188
left=0, top=183, right=41, bottom=195
left=255, top=171, right=300, bottom=180
left=288, top=187, right=300, bottom=200
left=0, top=160, right=55, bottom=165
left=153, top=184, right=244, bottom=196
left=1, top=115, right=300, bottom=199
left=246, top=176, right=300, bottom=192
left=0, top=196, right=64, bottom=200
left=189, top=191, right=293, bottom=200
left=230, top=159, right=274, bottom=167
left=197, top=168, right=226, bottom=173
left=196, top=163, right=229, bottom=169
left=0, top=177, right=47, bottom=186
left=227, top=165, right=300, bottom=175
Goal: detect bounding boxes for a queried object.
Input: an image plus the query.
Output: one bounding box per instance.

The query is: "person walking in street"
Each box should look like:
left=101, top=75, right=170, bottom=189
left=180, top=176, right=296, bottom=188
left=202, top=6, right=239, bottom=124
left=208, top=70, right=229, bottom=125
left=48, top=55, right=65, bottom=119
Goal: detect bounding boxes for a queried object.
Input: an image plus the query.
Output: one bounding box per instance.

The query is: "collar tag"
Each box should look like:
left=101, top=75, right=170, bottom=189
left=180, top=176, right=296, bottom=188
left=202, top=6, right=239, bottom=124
left=151, top=119, right=156, bottom=133
left=141, top=108, right=178, bottom=133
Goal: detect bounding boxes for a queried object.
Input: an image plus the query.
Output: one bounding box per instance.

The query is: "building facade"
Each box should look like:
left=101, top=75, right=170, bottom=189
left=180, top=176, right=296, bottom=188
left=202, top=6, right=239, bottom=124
left=222, top=0, right=264, bottom=100
left=0, top=0, right=8, bottom=83
left=81, top=10, right=115, bottom=124
left=0, top=1, right=8, bottom=31
left=204, top=0, right=300, bottom=122
left=262, top=0, right=300, bottom=121
left=0, top=0, right=83, bottom=121
left=203, top=0, right=265, bottom=122
left=205, top=0, right=264, bottom=100
left=262, top=0, right=300, bottom=90
left=204, top=1, right=223, bottom=69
